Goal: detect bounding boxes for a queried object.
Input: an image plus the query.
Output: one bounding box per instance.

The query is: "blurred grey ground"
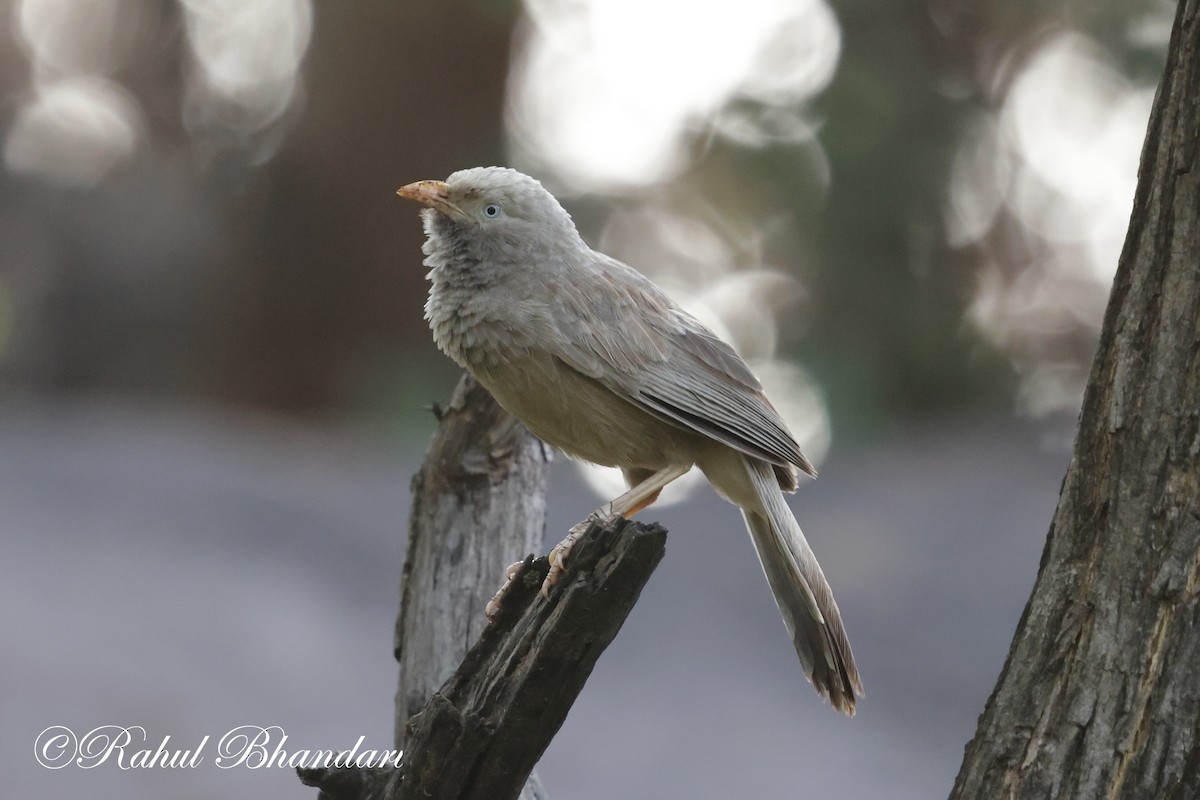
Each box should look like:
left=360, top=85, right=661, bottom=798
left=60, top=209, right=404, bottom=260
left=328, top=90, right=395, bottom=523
left=0, top=395, right=1070, bottom=799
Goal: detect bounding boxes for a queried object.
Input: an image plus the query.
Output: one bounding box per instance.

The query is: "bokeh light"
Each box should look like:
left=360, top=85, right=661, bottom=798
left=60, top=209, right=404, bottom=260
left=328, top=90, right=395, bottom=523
left=4, top=76, right=142, bottom=188
left=3, top=0, right=313, bottom=188
left=15, top=0, right=146, bottom=77
left=506, top=0, right=840, bottom=194
left=181, top=0, right=313, bottom=141
left=949, top=30, right=1159, bottom=415
left=6, top=0, right=149, bottom=186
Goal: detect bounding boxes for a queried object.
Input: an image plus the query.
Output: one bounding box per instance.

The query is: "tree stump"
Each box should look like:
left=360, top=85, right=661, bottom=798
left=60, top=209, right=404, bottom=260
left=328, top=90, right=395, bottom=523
left=298, top=374, right=667, bottom=799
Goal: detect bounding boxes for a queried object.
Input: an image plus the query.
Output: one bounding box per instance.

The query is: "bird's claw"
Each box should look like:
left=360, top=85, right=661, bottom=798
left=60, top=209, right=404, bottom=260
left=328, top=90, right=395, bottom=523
left=540, top=512, right=610, bottom=598
left=488, top=511, right=618, bottom=613
left=541, top=543, right=570, bottom=598
left=485, top=560, right=526, bottom=620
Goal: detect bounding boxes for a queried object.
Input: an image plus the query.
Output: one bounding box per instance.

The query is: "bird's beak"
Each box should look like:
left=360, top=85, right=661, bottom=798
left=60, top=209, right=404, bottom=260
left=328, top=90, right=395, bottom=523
left=396, top=180, right=463, bottom=217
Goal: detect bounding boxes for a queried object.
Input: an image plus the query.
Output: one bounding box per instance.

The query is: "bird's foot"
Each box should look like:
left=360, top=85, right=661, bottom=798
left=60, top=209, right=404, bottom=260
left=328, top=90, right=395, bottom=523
left=485, top=560, right=526, bottom=620
left=541, top=511, right=614, bottom=597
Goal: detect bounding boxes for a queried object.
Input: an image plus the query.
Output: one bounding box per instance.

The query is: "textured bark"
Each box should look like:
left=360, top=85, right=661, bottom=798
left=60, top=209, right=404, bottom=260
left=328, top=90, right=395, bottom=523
left=950, top=3, right=1200, bottom=799
left=392, top=374, right=550, bottom=746
left=392, top=373, right=554, bottom=800
left=299, top=515, right=665, bottom=800
left=394, top=517, right=665, bottom=800
left=298, top=373, right=667, bottom=800
left=299, top=372, right=549, bottom=799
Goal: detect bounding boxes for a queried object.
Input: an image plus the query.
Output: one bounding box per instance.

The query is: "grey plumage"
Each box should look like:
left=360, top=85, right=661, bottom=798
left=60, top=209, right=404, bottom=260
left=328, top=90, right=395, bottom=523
left=400, top=166, right=863, bottom=714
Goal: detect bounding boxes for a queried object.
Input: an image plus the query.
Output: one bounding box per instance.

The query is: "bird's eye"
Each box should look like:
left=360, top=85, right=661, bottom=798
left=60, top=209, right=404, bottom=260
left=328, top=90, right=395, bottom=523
left=483, top=203, right=502, bottom=218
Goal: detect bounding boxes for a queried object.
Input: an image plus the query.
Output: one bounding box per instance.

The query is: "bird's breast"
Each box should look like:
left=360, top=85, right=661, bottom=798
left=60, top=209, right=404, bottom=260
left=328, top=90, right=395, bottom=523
left=425, top=271, right=551, bottom=372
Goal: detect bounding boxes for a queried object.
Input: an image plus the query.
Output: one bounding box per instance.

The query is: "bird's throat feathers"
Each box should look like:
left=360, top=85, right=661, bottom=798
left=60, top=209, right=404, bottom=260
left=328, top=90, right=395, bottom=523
left=421, top=208, right=525, bottom=370
left=422, top=209, right=479, bottom=278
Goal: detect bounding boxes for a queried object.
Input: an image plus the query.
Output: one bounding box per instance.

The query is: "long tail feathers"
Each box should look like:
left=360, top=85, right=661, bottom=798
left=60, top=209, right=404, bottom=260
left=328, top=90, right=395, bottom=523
left=741, top=456, right=864, bottom=715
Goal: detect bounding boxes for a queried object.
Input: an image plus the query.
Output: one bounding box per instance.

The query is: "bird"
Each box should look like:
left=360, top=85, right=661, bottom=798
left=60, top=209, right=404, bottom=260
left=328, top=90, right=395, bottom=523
left=396, top=166, right=863, bottom=714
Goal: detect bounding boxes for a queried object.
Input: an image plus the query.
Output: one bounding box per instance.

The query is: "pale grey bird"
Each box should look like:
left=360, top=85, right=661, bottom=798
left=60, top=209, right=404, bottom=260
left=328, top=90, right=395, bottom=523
left=397, top=166, right=863, bottom=714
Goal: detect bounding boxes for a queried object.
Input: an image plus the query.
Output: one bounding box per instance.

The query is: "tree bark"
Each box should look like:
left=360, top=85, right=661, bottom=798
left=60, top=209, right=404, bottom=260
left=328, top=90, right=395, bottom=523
left=297, top=373, right=668, bottom=800
left=298, top=515, right=666, bottom=800
left=950, top=3, right=1200, bottom=799
left=392, top=374, right=549, bottom=749
left=395, top=373, right=552, bottom=800
left=394, top=516, right=666, bottom=800
left=297, top=373, right=549, bottom=799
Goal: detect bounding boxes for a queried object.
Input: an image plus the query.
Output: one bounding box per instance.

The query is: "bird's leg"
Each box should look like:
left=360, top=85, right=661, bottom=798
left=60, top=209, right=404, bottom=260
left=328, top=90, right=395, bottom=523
left=542, top=464, right=691, bottom=596
left=622, top=489, right=663, bottom=518
left=617, top=466, right=664, bottom=518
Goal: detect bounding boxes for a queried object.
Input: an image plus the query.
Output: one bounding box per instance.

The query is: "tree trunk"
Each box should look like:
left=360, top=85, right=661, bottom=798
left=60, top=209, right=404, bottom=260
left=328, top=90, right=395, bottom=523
left=393, top=374, right=549, bottom=741
left=950, top=3, right=1200, bottom=798
left=393, top=374, right=552, bottom=800
left=394, top=516, right=666, bottom=800
left=296, top=373, right=668, bottom=800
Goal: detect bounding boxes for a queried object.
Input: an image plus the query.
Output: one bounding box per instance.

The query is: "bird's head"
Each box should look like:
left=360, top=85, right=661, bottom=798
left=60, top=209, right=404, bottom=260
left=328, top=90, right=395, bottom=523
left=396, top=166, right=581, bottom=247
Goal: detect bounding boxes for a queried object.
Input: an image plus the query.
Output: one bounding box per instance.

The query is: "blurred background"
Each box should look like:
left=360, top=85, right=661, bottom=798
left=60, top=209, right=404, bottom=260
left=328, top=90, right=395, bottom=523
left=0, top=1, right=1174, bottom=798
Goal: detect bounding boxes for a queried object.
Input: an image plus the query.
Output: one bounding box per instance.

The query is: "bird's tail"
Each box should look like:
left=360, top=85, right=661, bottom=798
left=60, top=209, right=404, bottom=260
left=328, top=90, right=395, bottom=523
left=741, top=456, right=863, bottom=715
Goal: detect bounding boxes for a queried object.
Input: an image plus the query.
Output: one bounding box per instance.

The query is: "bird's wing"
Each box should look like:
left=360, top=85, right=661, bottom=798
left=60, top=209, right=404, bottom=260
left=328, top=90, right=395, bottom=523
left=550, top=254, right=814, bottom=477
